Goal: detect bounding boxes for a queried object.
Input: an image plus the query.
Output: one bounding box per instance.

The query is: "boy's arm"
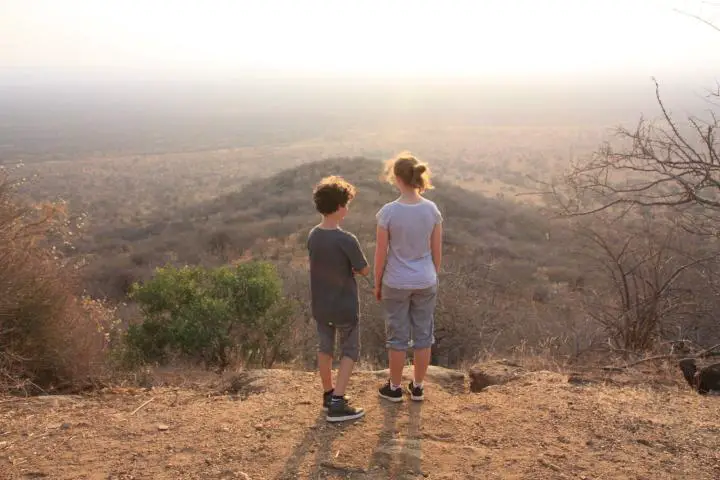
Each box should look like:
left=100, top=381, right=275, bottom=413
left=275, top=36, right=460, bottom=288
left=341, top=234, right=369, bottom=276
left=374, top=225, right=389, bottom=287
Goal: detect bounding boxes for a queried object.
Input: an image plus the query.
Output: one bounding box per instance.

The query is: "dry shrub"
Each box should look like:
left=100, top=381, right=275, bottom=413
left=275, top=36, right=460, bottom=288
left=0, top=171, right=114, bottom=393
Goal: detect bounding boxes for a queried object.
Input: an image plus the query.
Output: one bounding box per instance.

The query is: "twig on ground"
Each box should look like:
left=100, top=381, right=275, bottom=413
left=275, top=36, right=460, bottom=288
left=697, top=344, right=720, bottom=358
left=602, top=345, right=720, bottom=371
left=319, top=462, right=367, bottom=474
left=602, top=354, right=675, bottom=371
left=130, top=397, right=155, bottom=415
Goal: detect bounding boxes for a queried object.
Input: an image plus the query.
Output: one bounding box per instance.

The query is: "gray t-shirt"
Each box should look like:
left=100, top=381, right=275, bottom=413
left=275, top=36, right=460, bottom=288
left=307, top=227, right=368, bottom=326
left=376, top=197, right=443, bottom=290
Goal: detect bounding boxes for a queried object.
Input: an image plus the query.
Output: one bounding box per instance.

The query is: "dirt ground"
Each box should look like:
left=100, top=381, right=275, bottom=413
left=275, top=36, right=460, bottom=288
left=1, top=366, right=719, bottom=480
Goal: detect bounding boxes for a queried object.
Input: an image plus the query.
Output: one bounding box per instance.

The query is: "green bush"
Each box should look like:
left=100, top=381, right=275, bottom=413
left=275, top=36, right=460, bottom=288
left=126, top=262, right=293, bottom=368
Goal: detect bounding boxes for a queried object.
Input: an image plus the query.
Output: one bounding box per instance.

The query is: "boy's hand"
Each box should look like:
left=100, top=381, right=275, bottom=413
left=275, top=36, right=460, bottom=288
left=354, top=266, right=370, bottom=276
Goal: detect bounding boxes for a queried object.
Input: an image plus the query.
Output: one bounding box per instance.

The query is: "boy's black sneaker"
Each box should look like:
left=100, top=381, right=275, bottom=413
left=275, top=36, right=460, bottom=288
left=322, top=390, right=350, bottom=411
left=326, top=397, right=365, bottom=423
left=378, top=381, right=404, bottom=402
left=407, top=381, right=424, bottom=401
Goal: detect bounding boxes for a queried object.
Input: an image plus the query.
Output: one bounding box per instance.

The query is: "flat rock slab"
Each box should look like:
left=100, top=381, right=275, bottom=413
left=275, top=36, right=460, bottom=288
left=468, top=360, right=525, bottom=392
left=370, top=365, right=466, bottom=391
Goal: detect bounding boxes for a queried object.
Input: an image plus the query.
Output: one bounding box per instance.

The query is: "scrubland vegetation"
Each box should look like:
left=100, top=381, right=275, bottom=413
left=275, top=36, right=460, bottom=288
left=0, top=57, right=718, bottom=399
left=3, top=110, right=719, bottom=395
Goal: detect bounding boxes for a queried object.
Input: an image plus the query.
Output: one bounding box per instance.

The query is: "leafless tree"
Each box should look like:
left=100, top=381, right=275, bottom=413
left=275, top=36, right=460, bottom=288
left=534, top=10, right=720, bottom=352
left=555, top=79, right=719, bottom=231
left=571, top=213, right=716, bottom=351
left=549, top=11, right=720, bottom=237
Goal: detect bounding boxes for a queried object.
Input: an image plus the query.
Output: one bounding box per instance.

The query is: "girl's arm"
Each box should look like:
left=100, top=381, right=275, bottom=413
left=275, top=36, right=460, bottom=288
left=431, top=223, right=443, bottom=274
left=374, top=226, right=389, bottom=289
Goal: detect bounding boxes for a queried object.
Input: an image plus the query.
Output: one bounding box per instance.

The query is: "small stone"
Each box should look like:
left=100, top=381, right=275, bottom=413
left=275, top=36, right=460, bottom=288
left=61, top=423, right=71, bottom=430
left=238, top=473, right=250, bottom=480
left=158, top=424, right=169, bottom=431
left=254, top=424, right=263, bottom=431
left=245, top=434, right=251, bottom=438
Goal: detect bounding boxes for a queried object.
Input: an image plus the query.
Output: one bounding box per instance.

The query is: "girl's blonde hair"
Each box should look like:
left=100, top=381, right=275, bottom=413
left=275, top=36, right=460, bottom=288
left=383, top=152, right=434, bottom=192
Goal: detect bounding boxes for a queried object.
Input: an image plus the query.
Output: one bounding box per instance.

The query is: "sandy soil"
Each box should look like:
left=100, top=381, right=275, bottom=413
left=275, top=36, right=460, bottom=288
left=1, top=366, right=718, bottom=479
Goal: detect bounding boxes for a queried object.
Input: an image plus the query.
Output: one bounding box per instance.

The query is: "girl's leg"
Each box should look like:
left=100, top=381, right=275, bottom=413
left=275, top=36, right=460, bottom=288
left=412, top=347, right=431, bottom=385
left=409, top=285, right=438, bottom=385
left=382, top=285, right=411, bottom=387
left=389, top=349, right=406, bottom=386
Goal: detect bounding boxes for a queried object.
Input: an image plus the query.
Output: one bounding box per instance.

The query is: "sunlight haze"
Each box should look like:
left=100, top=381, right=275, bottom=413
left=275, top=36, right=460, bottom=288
left=1, top=0, right=718, bottom=80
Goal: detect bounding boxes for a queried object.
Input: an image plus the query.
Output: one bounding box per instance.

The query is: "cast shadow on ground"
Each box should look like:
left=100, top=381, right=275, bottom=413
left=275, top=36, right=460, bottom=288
left=276, top=411, right=362, bottom=479
left=369, top=400, right=424, bottom=478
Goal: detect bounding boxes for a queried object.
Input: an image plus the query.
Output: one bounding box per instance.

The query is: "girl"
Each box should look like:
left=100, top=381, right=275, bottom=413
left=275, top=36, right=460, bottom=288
left=374, top=152, right=443, bottom=402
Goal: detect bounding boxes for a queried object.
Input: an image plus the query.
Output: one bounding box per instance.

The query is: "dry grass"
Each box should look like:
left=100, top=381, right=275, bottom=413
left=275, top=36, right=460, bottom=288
left=0, top=173, right=115, bottom=394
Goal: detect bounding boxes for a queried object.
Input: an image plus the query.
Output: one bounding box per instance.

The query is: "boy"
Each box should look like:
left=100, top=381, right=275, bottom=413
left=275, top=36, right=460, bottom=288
left=308, top=176, right=369, bottom=422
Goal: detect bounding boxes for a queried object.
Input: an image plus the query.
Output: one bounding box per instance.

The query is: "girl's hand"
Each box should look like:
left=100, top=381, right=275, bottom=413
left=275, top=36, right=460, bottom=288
left=374, top=285, right=382, bottom=302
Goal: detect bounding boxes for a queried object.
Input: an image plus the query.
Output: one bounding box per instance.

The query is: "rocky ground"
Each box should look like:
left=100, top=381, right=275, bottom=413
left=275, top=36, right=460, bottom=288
left=1, top=364, right=719, bottom=479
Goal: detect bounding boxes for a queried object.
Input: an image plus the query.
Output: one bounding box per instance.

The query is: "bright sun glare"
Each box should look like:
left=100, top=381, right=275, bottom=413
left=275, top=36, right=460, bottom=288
left=1, top=0, right=718, bottom=79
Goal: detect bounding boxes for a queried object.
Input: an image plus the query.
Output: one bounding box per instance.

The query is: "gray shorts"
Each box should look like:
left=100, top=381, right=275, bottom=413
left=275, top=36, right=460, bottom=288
left=315, top=319, right=360, bottom=362
left=382, top=284, right=437, bottom=351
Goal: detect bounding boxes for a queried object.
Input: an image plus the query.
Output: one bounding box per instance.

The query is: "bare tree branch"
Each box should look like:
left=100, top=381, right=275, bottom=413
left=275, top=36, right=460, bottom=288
left=674, top=8, right=720, bottom=33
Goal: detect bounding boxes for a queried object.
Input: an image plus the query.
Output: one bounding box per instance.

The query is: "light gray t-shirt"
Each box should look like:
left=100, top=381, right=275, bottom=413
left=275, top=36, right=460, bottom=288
left=376, top=197, right=443, bottom=290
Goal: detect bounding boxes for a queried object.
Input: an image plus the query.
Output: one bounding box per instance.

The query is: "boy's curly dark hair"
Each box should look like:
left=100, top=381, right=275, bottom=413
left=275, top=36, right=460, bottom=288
left=313, top=176, right=356, bottom=215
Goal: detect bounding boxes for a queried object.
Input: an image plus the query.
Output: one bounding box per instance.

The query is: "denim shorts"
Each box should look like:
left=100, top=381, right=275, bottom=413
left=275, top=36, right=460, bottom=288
left=382, top=284, right=437, bottom=351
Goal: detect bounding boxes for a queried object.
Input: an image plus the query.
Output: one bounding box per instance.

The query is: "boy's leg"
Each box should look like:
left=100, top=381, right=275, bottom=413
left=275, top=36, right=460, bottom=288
left=409, top=285, right=438, bottom=390
left=318, top=352, right=333, bottom=392
left=316, top=320, right=336, bottom=393
left=333, top=323, right=359, bottom=396
left=326, top=323, right=364, bottom=422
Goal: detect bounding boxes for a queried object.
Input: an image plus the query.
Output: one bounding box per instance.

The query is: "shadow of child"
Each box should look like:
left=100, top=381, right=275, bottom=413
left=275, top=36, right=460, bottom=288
left=369, top=400, right=424, bottom=478
left=276, top=412, right=354, bottom=479
left=402, top=401, right=424, bottom=475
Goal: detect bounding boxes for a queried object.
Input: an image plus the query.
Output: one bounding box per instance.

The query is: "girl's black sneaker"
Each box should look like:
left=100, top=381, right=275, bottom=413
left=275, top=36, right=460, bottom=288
left=378, top=381, right=403, bottom=402
left=407, top=381, right=424, bottom=401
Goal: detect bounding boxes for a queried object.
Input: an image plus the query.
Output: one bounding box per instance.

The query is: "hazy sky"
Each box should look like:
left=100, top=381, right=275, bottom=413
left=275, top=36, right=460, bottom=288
left=1, top=0, right=718, bottom=80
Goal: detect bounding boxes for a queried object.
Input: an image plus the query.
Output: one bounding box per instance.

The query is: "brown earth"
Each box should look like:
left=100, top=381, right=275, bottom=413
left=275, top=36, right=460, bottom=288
left=1, top=366, right=719, bottom=480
